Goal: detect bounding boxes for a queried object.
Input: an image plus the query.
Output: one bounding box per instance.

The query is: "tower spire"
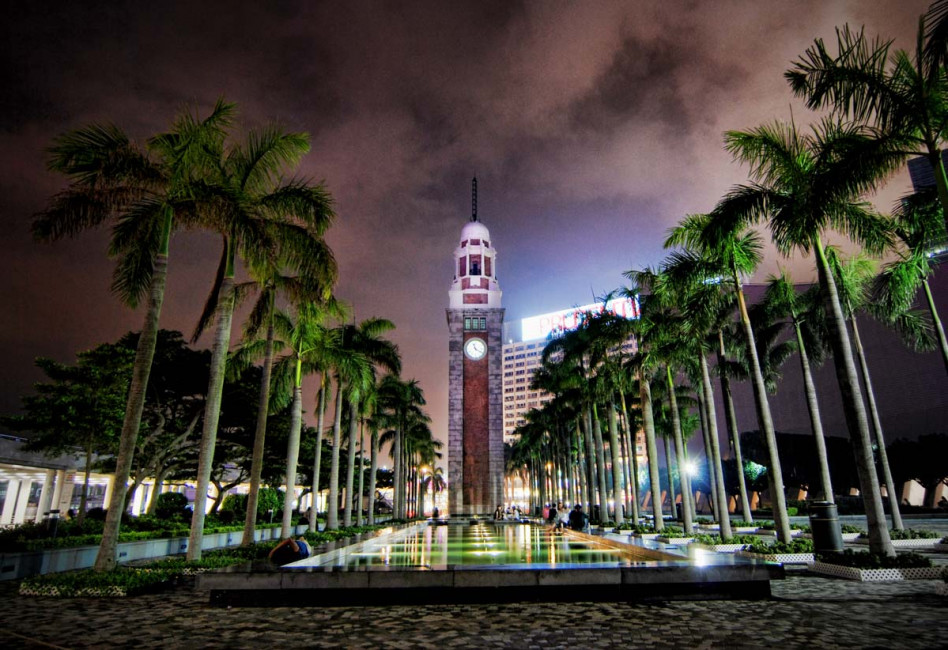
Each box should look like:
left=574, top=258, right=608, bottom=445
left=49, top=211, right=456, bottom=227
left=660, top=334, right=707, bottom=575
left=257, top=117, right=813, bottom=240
left=471, top=177, right=478, bottom=222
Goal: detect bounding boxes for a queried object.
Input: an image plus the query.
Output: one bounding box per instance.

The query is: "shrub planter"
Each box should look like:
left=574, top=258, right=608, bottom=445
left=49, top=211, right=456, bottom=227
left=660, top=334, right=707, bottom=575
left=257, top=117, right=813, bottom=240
left=19, top=577, right=172, bottom=598
left=655, top=535, right=695, bottom=545
left=854, top=537, right=938, bottom=549
left=733, top=526, right=759, bottom=534
left=735, top=550, right=814, bottom=564
left=809, top=562, right=944, bottom=582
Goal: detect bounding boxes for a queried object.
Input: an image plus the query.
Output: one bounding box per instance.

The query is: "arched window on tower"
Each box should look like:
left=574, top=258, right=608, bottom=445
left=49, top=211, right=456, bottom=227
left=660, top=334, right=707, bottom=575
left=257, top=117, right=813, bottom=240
left=470, top=254, right=481, bottom=276
left=485, top=257, right=492, bottom=277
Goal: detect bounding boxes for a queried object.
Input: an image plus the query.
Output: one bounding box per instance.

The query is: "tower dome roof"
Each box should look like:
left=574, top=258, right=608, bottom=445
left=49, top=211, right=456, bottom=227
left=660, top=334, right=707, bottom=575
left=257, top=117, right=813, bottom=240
left=460, top=220, right=490, bottom=243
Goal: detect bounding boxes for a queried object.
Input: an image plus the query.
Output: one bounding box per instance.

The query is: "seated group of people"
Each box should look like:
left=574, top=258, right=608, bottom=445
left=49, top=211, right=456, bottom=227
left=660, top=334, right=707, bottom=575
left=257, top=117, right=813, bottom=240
left=549, top=502, right=589, bottom=532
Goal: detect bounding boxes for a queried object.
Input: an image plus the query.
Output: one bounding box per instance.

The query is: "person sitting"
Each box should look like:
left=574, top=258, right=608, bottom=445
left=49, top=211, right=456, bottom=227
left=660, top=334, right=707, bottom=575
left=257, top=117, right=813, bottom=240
left=493, top=505, right=504, bottom=520
left=568, top=504, right=587, bottom=532
left=557, top=504, right=570, bottom=530
left=268, top=536, right=311, bottom=566
left=548, top=503, right=558, bottom=525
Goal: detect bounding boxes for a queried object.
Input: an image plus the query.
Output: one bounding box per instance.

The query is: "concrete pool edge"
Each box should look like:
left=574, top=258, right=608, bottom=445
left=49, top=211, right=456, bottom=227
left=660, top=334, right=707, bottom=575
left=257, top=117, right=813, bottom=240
left=198, top=523, right=784, bottom=605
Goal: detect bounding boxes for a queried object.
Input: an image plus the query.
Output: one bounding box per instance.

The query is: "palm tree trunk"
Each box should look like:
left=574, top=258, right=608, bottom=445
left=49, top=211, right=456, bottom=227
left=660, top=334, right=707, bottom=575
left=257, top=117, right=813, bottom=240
left=666, top=367, right=694, bottom=533
left=663, top=434, right=676, bottom=521
left=699, top=353, right=732, bottom=539
left=696, top=387, right=718, bottom=520
left=792, top=319, right=834, bottom=503
left=310, top=378, right=328, bottom=533
left=368, top=428, right=378, bottom=525
left=357, top=419, right=366, bottom=527
left=393, top=424, right=403, bottom=519
left=582, top=412, right=596, bottom=517
left=717, top=331, right=752, bottom=522
left=187, top=270, right=236, bottom=562
left=814, top=238, right=893, bottom=556
left=640, top=375, right=663, bottom=530
left=849, top=316, right=904, bottom=530
left=921, top=279, right=948, bottom=376
left=591, top=405, right=609, bottom=523
left=344, top=398, right=359, bottom=527
left=574, top=420, right=587, bottom=510
left=243, top=311, right=275, bottom=545
left=620, top=391, right=640, bottom=522
left=281, top=381, right=304, bottom=538
left=732, top=267, right=791, bottom=543
left=95, top=238, right=170, bottom=571
left=327, top=379, right=344, bottom=529
left=607, top=403, right=625, bottom=525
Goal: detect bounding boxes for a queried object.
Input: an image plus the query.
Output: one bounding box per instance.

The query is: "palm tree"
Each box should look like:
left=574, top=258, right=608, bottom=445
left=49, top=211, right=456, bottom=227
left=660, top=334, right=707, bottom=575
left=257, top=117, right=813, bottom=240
left=762, top=272, right=835, bottom=503
left=786, top=15, right=948, bottom=231
left=665, top=213, right=792, bottom=541
left=627, top=281, right=696, bottom=534
left=712, top=117, right=900, bottom=555
left=35, top=100, right=236, bottom=571
left=874, top=193, right=948, bottom=373
left=187, top=125, right=335, bottom=560
left=338, top=319, right=400, bottom=527
left=231, top=255, right=339, bottom=544
left=375, top=377, right=426, bottom=520
left=825, top=249, right=934, bottom=531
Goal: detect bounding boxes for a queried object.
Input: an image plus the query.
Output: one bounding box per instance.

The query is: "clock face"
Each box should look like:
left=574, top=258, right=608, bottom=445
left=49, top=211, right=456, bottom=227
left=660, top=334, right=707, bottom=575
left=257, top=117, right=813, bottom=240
left=464, top=337, right=487, bottom=360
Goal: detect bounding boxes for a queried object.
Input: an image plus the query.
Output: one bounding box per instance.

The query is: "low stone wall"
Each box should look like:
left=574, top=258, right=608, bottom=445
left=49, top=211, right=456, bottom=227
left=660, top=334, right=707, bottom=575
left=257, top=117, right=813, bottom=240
left=0, top=524, right=308, bottom=581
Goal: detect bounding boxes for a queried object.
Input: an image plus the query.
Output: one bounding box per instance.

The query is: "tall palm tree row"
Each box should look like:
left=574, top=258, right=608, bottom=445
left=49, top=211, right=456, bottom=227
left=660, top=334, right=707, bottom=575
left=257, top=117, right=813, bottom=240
left=186, top=123, right=337, bottom=561
left=710, top=118, right=900, bottom=556
left=36, top=101, right=237, bottom=571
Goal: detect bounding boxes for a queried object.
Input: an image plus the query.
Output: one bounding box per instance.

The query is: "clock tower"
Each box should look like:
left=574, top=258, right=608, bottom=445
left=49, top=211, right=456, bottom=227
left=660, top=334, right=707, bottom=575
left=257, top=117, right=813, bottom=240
left=447, top=179, right=504, bottom=517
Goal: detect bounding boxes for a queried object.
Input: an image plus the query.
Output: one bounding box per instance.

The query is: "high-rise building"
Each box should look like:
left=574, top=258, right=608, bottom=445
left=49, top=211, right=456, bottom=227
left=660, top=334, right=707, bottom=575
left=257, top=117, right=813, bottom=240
left=501, top=298, right=646, bottom=463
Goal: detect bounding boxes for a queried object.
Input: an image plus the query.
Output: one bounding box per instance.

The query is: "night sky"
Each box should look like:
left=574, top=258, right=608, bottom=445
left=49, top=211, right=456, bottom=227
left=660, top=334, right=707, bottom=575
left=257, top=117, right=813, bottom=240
left=0, top=1, right=931, bottom=455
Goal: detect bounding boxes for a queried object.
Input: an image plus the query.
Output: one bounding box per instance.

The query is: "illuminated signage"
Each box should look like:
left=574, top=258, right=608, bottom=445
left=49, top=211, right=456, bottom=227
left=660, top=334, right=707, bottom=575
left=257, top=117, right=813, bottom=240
left=519, top=297, right=640, bottom=342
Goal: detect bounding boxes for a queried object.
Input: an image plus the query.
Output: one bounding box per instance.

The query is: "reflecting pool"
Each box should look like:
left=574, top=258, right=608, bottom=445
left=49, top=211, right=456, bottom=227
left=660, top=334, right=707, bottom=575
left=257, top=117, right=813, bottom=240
left=289, top=522, right=673, bottom=570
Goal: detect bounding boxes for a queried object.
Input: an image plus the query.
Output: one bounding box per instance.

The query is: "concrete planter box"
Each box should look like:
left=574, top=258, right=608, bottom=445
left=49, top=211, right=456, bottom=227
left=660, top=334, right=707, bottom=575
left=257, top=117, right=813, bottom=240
left=854, top=537, right=938, bottom=549
left=632, top=532, right=661, bottom=540
left=655, top=536, right=695, bottom=545
left=0, top=524, right=306, bottom=581
left=935, top=581, right=948, bottom=596
left=809, top=562, right=945, bottom=582
left=755, top=529, right=803, bottom=538
left=733, top=526, right=759, bottom=534
left=932, top=543, right=948, bottom=553
left=800, top=532, right=861, bottom=542
left=695, top=543, right=749, bottom=553
left=735, top=551, right=813, bottom=564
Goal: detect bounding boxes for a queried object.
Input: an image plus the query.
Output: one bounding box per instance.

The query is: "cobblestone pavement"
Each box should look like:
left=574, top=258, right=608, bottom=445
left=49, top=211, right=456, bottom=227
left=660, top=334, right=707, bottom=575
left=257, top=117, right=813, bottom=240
left=1, top=570, right=946, bottom=650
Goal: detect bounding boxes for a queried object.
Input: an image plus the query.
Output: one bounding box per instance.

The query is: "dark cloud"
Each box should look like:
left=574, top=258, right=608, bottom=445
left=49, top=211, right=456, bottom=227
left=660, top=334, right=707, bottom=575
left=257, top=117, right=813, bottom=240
left=0, top=0, right=935, bottom=454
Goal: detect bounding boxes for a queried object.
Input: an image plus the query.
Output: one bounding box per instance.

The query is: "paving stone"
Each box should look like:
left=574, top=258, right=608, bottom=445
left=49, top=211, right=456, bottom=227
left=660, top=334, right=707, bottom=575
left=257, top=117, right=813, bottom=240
left=1, top=572, right=946, bottom=649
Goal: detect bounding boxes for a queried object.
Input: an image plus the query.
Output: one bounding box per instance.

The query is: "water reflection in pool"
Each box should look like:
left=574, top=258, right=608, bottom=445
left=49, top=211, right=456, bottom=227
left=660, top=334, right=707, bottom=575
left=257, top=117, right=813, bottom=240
left=294, top=523, right=664, bottom=570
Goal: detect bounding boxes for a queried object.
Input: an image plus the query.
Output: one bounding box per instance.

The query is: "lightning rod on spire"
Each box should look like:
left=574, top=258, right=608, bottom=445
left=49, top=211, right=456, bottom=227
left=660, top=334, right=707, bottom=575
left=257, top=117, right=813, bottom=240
left=471, top=177, right=478, bottom=222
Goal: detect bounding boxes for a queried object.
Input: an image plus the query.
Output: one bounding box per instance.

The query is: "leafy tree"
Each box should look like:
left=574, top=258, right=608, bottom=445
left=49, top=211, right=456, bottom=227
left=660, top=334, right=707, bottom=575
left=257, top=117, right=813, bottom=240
left=3, top=344, right=134, bottom=524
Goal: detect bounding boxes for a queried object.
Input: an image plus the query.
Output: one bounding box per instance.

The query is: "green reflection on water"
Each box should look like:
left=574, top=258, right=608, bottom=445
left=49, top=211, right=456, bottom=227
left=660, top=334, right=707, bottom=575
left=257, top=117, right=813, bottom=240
left=335, top=524, right=628, bottom=568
